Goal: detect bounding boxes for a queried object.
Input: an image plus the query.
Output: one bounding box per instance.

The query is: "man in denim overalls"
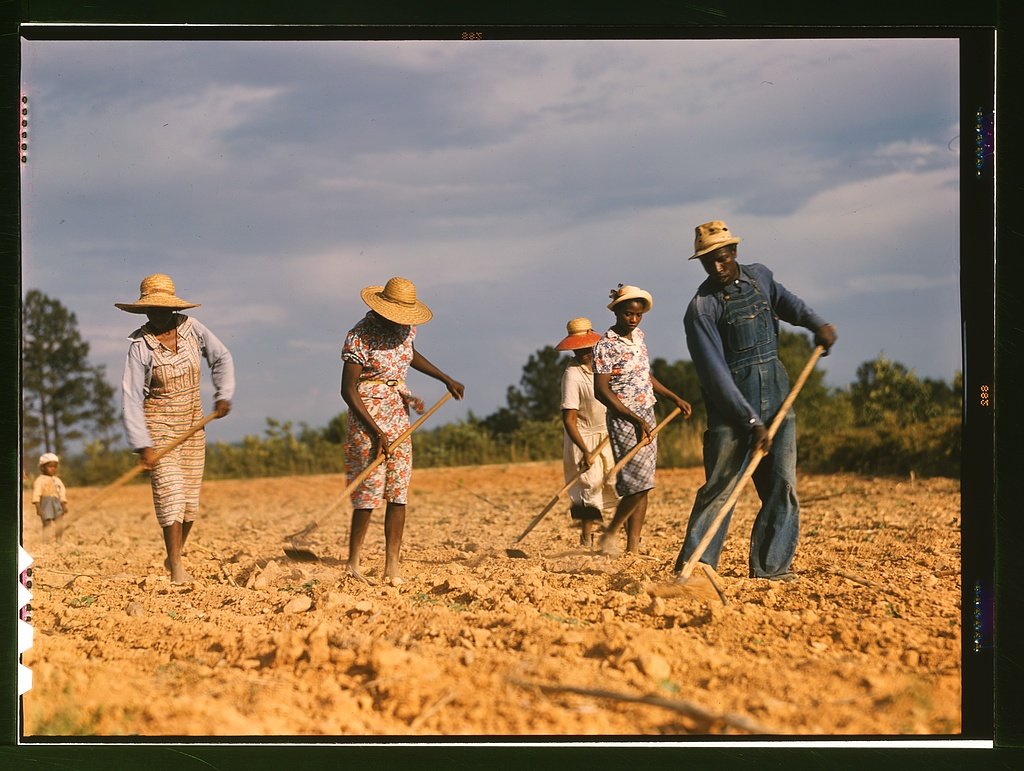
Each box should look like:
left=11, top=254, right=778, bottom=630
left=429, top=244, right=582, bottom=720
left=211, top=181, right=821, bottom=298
left=674, top=221, right=837, bottom=581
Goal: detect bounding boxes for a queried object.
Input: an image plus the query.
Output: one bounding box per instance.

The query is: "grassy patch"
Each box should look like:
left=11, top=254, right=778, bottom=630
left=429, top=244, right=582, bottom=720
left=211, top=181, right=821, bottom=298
left=69, top=594, right=97, bottom=608
left=658, top=679, right=681, bottom=694
left=278, top=578, right=321, bottom=597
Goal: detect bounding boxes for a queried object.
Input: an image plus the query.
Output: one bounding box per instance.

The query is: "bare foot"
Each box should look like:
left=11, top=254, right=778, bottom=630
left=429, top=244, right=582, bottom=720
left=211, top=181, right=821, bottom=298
left=169, top=564, right=193, bottom=585
left=384, top=576, right=405, bottom=586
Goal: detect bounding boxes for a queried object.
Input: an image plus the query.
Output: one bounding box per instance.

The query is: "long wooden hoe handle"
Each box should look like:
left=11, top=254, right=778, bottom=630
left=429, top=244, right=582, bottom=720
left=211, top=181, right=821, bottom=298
left=511, top=435, right=612, bottom=544
left=677, top=346, right=824, bottom=581
left=513, top=405, right=683, bottom=545
left=70, top=411, right=220, bottom=521
left=318, top=392, right=453, bottom=522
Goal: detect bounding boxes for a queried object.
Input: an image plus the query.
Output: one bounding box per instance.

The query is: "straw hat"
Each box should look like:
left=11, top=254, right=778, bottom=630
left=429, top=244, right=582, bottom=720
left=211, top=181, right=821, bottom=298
left=360, top=277, right=433, bottom=325
left=689, top=220, right=742, bottom=260
left=39, top=452, right=59, bottom=466
left=555, top=317, right=601, bottom=351
left=115, top=274, right=200, bottom=313
left=607, top=284, right=653, bottom=312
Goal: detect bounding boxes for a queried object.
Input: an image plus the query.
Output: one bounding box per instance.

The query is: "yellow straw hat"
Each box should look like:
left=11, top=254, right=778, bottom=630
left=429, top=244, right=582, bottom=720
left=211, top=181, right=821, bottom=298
left=689, top=220, right=742, bottom=260
left=360, top=277, right=433, bottom=325
left=555, top=317, right=602, bottom=351
left=607, top=284, right=653, bottom=312
left=115, top=274, right=200, bottom=313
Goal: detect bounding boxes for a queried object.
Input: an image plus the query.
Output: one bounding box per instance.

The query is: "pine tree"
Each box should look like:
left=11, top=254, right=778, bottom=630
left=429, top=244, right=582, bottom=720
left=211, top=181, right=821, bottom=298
left=22, top=289, right=117, bottom=457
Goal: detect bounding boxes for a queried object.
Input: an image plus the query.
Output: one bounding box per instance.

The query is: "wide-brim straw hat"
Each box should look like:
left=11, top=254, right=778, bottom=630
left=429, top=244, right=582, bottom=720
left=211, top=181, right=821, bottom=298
left=607, top=284, right=653, bottom=312
left=39, top=452, right=59, bottom=466
left=689, top=219, right=742, bottom=260
left=556, top=317, right=601, bottom=351
left=115, top=274, right=200, bottom=313
left=360, top=276, right=433, bottom=325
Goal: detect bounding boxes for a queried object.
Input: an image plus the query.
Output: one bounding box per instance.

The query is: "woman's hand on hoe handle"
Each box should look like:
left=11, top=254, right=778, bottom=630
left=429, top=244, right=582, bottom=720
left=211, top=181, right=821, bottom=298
left=444, top=377, right=465, bottom=400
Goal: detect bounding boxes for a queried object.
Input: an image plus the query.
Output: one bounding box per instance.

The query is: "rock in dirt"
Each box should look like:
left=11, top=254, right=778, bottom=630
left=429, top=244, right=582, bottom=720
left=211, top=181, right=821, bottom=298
left=254, top=561, right=283, bottom=590
left=125, top=602, right=145, bottom=617
left=636, top=652, right=672, bottom=681
left=283, top=595, right=313, bottom=614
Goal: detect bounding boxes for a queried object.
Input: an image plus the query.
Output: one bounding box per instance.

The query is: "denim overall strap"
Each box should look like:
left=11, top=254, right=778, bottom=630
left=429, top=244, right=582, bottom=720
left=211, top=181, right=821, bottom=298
left=719, top=268, right=778, bottom=373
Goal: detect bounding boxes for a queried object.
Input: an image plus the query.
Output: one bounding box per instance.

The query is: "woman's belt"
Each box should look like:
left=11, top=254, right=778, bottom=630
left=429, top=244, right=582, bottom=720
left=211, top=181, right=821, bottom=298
left=358, top=378, right=405, bottom=388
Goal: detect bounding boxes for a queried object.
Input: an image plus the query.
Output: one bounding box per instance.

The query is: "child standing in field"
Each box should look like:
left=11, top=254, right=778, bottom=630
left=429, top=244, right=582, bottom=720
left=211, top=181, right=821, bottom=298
left=32, top=452, right=68, bottom=540
left=556, top=317, right=619, bottom=546
left=593, top=285, right=692, bottom=555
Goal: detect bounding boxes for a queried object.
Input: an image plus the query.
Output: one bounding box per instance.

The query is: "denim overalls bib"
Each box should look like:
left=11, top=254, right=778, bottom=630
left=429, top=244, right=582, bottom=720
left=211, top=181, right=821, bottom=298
left=720, top=268, right=778, bottom=373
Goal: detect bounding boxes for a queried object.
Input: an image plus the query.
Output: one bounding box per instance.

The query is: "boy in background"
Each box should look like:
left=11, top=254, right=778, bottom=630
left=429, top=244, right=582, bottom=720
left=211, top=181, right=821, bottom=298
left=32, top=452, right=68, bottom=540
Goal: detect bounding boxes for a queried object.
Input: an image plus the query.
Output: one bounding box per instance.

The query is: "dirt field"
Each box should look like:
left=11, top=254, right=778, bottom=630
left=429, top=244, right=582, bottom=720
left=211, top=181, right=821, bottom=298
left=20, top=461, right=961, bottom=738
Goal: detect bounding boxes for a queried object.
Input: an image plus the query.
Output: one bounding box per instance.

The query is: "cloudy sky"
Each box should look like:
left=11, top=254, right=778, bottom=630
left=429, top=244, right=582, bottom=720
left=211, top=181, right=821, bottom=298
left=20, top=36, right=963, bottom=445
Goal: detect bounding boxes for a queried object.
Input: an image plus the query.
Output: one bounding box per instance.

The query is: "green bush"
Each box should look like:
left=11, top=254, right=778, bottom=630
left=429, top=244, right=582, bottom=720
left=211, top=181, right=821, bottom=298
left=54, top=349, right=961, bottom=483
left=800, top=415, right=960, bottom=478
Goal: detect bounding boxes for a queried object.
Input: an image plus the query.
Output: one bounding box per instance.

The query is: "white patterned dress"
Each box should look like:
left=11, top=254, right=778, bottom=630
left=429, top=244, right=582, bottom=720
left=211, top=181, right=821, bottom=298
left=592, top=327, right=658, bottom=496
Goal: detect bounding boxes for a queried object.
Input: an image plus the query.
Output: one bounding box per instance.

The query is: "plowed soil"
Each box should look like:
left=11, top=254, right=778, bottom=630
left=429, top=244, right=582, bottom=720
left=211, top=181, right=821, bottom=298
left=20, top=462, right=961, bottom=738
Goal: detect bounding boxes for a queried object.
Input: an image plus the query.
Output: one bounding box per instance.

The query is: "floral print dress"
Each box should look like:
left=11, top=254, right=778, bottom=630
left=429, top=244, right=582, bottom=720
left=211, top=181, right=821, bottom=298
left=592, top=326, right=658, bottom=496
left=342, top=311, right=417, bottom=508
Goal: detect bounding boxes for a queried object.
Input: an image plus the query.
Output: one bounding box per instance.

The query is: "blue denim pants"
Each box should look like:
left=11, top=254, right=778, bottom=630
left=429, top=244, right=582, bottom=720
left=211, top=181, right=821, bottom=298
left=674, top=358, right=800, bottom=578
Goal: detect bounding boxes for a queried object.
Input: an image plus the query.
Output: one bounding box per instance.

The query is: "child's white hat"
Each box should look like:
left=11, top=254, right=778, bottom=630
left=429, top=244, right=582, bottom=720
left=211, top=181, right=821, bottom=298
left=39, top=452, right=59, bottom=466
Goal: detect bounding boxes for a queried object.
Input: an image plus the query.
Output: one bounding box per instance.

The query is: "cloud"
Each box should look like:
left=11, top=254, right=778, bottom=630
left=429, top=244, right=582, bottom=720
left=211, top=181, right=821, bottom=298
left=20, top=37, right=965, bottom=443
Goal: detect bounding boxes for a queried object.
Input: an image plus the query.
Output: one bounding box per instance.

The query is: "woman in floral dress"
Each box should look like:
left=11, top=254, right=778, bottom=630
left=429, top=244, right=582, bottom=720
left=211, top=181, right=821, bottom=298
left=593, top=284, right=691, bottom=555
left=341, top=277, right=464, bottom=584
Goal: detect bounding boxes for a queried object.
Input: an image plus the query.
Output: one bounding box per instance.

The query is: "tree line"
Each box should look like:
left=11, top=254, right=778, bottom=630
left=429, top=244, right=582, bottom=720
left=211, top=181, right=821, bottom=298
left=22, top=289, right=961, bottom=487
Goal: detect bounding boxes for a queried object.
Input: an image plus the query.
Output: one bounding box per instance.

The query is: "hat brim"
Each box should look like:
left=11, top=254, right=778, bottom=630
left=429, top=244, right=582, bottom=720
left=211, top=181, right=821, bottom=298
left=556, top=331, right=602, bottom=351
left=360, top=285, right=433, bottom=325
left=689, top=236, right=741, bottom=260
left=607, top=293, right=653, bottom=312
left=114, top=299, right=200, bottom=313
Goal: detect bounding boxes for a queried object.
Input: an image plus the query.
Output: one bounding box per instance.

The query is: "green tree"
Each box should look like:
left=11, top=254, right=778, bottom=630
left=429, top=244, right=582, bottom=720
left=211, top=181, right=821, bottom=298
left=22, top=290, right=116, bottom=457
left=318, top=412, right=349, bottom=445
left=850, top=354, right=950, bottom=427
left=87, top=366, right=121, bottom=450
left=484, top=345, right=567, bottom=433
left=650, top=356, right=704, bottom=419
left=776, top=330, right=844, bottom=427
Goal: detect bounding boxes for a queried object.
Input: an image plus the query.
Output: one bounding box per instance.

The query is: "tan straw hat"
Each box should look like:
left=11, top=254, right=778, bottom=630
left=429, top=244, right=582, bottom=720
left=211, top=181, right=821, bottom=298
left=115, top=274, right=200, bottom=313
left=607, top=284, right=653, bottom=312
left=555, top=317, right=601, bottom=351
left=360, top=277, right=433, bottom=325
left=39, top=452, right=59, bottom=466
left=689, top=220, right=742, bottom=260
